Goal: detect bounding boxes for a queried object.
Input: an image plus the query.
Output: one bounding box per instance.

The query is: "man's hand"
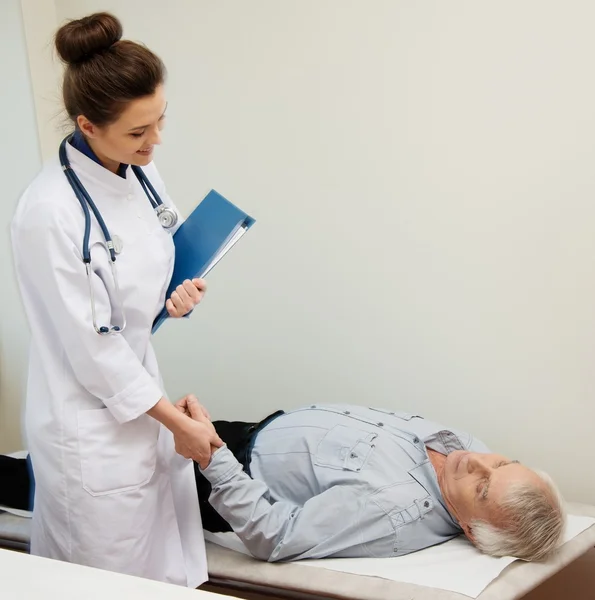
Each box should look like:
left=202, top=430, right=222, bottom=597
left=173, top=417, right=223, bottom=469
left=166, top=278, right=207, bottom=318
left=173, top=395, right=222, bottom=467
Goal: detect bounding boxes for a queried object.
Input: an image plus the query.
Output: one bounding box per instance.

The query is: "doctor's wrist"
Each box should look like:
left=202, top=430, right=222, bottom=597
left=147, top=397, right=187, bottom=433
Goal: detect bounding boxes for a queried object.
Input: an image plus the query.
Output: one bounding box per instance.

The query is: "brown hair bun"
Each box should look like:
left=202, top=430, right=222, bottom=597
left=55, top=12, right=122, bottom=65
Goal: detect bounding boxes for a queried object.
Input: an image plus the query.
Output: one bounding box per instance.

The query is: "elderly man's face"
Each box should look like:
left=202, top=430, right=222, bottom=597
left=439, top=451, right=546, bottom=539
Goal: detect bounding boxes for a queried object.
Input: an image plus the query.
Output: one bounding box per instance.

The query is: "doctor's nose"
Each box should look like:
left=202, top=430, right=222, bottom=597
left=148, top=126, right=162, bottom=146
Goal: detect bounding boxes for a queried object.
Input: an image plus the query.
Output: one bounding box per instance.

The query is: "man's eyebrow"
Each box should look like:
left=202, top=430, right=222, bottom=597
left=128, top=104, right=168, bottom=132
left=483, top=460, right=520, bottom=500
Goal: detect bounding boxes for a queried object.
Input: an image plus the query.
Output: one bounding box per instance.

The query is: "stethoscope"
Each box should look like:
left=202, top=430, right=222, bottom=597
left=59, top=134, right=178, bottom=335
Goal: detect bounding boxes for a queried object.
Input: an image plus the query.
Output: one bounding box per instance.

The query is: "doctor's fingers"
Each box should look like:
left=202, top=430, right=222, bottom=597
left=165, top=298, right=179, bottom=317
left=168, top=289, right=193, bottom=317
left=182, top=279, right=204, bottom=302
left=210, top=433, right=224, bottom=448
left=192, top=278, right=207, bottom=293
left=185, top=396, right=211, bottom=421
left=174, top=396, right=192, bottom=415
left=188, top=440, right=214, bottom=467
left=174, top=438, right=192, bottom=459
left=185, top=410, right=221, bottom=444
left=175, top=395, right=211, bottom=422
left=173, top=435, right=209, bottom=461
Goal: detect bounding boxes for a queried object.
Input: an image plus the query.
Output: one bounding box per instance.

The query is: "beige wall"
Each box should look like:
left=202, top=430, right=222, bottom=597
left=7, top=1, right=595, bottom=504
left=20, top=0, right=63, bottom=159
left=0, top=0, right=45, bottom=452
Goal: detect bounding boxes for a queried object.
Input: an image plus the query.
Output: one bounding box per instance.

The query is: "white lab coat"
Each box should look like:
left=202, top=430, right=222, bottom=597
left=11, top=144, right=207, bottom=587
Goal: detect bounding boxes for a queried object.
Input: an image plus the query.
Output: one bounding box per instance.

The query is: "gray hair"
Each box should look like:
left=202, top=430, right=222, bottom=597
left=472, top=470, right=566, bottom=561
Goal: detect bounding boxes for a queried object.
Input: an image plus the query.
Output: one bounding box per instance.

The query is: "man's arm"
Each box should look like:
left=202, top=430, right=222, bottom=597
left=201, top=446, right=374, bottom=561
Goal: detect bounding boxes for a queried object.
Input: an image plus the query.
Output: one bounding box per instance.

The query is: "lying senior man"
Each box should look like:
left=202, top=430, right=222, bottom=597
left=1, top=402, right=565, bottom=563
left=186, top=401, right=565, bottom=562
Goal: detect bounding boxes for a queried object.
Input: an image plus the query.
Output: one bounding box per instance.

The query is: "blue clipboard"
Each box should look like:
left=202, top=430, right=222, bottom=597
left=152, top=190, right=255, bottom=333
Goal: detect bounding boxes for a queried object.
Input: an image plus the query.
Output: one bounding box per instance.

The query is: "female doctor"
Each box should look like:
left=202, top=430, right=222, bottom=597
left=11, top=12, right=222, bottom=587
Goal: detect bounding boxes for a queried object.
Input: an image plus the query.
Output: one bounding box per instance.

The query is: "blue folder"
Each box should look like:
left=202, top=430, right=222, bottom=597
left=151, top=190, right=255, bottom=333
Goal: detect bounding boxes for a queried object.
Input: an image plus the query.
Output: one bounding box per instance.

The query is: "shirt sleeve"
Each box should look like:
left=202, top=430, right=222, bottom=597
left=12, top=203, right=163, bottom=424
left=200, top=446, right=378, bottom=562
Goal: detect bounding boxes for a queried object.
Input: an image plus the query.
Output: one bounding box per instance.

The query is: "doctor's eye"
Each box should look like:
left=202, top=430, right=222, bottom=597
left=130, top=131, right=145, bottom=138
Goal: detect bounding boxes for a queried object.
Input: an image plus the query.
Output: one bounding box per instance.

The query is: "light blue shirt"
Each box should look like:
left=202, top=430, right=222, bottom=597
left=201, top=404, right=491, bottom=562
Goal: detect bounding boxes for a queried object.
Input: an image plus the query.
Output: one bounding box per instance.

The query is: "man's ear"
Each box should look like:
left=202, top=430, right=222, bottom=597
left=462, top=522, right=475, bottom=542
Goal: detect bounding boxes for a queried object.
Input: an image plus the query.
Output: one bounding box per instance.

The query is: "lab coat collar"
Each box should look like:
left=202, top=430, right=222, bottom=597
left=70, top=130, right=129, bottom=179
left=66, top=142, right=132, bottom=195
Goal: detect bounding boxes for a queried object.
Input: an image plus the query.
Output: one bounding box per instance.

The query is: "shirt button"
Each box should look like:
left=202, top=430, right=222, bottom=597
left=377, top=422, right=384, bottom=427
left=424, top=500, right=430, bottom=508
left=310, top=405, right=316, bottom=409
left=350, top=453, right=357, bottom=459
left=344, top=411, right=350, bottom=415
left=413, top=437, right=420, bottom=444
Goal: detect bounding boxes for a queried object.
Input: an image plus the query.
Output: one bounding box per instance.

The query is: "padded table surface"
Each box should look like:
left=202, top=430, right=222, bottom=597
left=2, top=503, right=594, bottom=599
left=205, top=503, right=595, bottom=600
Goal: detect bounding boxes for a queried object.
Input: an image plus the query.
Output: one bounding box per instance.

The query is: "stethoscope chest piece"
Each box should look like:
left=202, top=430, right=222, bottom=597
left=156, top=205, right=178, bottom=229
left=112, top=234, right=124, bottom=255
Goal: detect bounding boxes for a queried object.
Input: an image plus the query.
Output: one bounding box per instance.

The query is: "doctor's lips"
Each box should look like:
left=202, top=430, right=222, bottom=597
left=137, top=146, right=154, bottom=156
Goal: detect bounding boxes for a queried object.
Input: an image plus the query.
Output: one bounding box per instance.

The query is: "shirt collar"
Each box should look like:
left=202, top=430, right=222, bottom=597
left=423, top=430, right=467, bottom=455
left=409, top=460, right=462, bottom=531
left=70, top=130, right=129, bottom=179
left=407, top=429, right=467, bottom=532
left=418, top=429, right=467, bottom=530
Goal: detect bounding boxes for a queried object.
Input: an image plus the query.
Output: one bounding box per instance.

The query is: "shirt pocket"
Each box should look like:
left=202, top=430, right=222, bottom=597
left=314, top=425, right=378, bottom=472
left=368, top=480, right=435, bottom=556
left=77, top=408, right=159, bottom=496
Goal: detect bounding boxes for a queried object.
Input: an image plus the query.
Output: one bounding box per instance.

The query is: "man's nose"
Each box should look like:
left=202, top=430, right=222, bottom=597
left=467, top=455, right=492, bottom=475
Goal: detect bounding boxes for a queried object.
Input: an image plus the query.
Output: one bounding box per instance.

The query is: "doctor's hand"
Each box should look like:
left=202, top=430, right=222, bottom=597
left=166, top=278, right=207, bottom=318
left=176, top=395, right=223, bottom=462
left=175, top=394, right=211, bottom=421
left=173, top=413, right=223, bottom=469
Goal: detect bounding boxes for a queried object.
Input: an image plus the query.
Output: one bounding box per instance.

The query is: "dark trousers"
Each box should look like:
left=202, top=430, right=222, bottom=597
left=0, top=455, right=30, bottom=511
left=196, top=410, right=284, bottom=532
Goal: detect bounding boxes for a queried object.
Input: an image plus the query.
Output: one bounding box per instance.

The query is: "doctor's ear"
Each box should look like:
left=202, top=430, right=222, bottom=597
left=76, top=115, right=99, bottom=139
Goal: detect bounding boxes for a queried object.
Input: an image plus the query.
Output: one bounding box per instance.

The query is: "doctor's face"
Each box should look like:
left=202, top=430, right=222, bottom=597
left=77, top=84, right=167, bottom=173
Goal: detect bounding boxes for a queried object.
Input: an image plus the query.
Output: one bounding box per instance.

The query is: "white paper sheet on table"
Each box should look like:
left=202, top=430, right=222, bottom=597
left=0, top=507, right=32, bottom=519
left=204, top=514, right=595, bottom=599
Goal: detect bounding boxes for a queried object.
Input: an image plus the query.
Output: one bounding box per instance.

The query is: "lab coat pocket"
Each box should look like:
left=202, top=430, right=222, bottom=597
left=77, top=408, right=159, bottom=497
